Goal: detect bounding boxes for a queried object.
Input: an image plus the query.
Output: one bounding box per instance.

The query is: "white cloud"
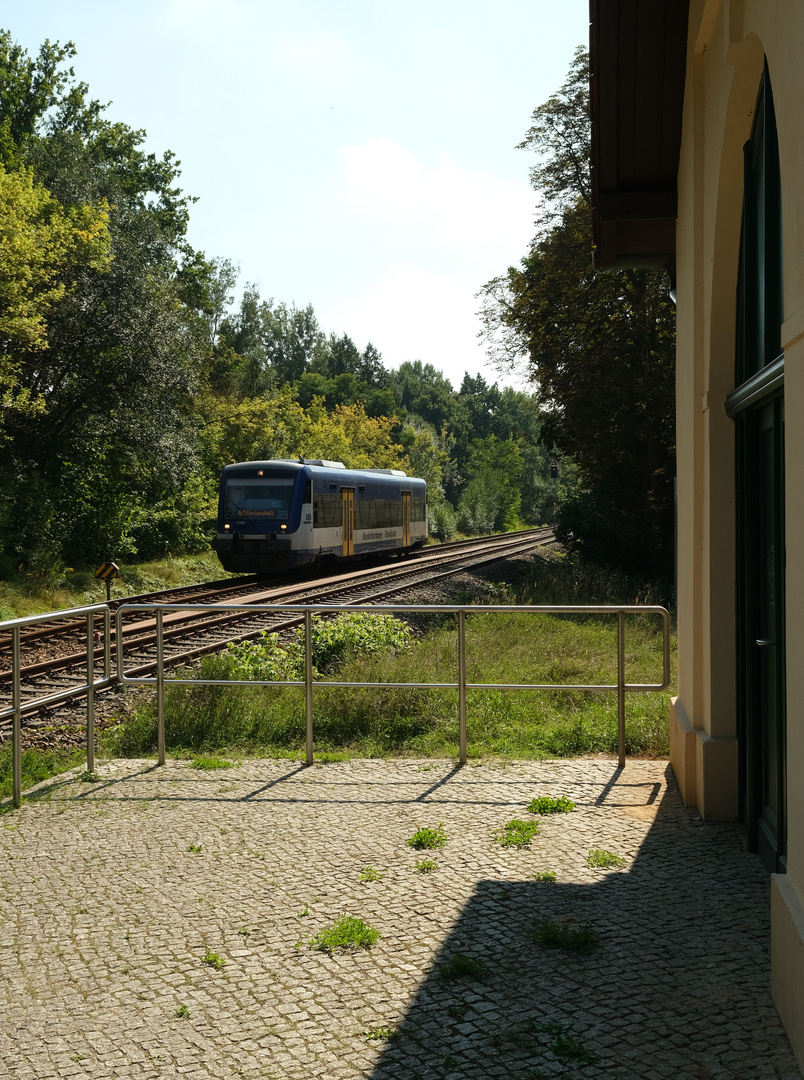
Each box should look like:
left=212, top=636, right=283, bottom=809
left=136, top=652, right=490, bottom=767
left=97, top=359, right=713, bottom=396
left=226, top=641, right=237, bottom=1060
left=319, top=263, right=523, bottom=390
left=335, top=137, right=535, bottom=261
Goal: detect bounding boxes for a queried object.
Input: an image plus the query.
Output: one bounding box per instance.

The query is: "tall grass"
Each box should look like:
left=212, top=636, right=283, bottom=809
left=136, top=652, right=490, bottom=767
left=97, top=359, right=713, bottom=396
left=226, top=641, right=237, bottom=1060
left=103, top=595, right=674, bottom=761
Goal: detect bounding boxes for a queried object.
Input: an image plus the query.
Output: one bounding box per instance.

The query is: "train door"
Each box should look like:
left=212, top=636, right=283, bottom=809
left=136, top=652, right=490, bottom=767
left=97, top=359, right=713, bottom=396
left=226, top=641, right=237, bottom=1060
left=402, top=491, right=411, bottom=548
left=341, top=488, right=354, bottom=557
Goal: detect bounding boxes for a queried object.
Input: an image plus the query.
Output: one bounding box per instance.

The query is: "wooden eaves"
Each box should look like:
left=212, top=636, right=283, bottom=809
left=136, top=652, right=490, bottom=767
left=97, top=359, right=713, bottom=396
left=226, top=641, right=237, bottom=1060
left=589, top=0, right=689, bottom=270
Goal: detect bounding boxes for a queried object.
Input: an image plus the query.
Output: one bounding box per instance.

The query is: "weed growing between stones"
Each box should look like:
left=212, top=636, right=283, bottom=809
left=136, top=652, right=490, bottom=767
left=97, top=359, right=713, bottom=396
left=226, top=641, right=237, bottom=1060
left=531, top=870, right=557, bottom=882
left=541, top=1022, right=598, bottom=1065
left=308, top=916, right=379, bottom=953
left=533, top=919, right=599, bottom=953
left=438, top=954, right=488, bottom=980
left=358, top=866, right=385, bottom=882
left=415, top=857, right=438, bottom=873
left=526, top=795, right=575, bottom=814
left=202, top=951, right=227, bottom=970
left=365, top=1027, right=398, bottom=1041
left=186, top=844, right=203, bottom=853
left=494, top=818, right=539, bottom=848
left=190, top=757, right=231, bottom=770
left=586, top=847, right=627, bottom=869
left=406, top=823, right=447, bottom=849
left=175, top=1003, right=189, bottom=1018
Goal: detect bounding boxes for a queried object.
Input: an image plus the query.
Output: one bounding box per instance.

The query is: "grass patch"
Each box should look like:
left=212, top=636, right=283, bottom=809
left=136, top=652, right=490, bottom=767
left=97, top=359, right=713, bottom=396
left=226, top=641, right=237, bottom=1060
left=438, top=954, right=488, bottom=980
left=94, top=551, right=674, bottom=763
left=531, top=870, right=557, bottom=882
left=0, top=743, right=85, bottom=804
left=533, top=919, right=599, bottom=953
left=0, top=550, right=233, bottom=620
left=202, top=951, right=226, bottom=970
left=526, top=795, right=575, bottom=814
left=414, top=857, right=438, bottom=873
left=189, top=756, right=231, bottom=770
left=586, top=848, right=627, bottom=869
left=308, top=916, right=379, bottom=953
left=406, top=823, right=447, bottom=850
left=494, top=818, right=539, bottom=848
left=103, top=612, right=672, bottom=762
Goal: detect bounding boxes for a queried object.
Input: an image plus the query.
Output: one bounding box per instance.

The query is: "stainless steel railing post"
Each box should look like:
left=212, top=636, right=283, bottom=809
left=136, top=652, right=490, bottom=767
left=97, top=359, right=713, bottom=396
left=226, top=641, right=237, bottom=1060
left=458, top=609, right=467, bottom=765
left=617, top=609, right=626, bottom=769
left=12, top=625, right=21, bottom=808
left=305, top=609, right=314, bottom=766
left=156, top=609, right=165, bottom=766
left=86, top=611, right=95, bottom=775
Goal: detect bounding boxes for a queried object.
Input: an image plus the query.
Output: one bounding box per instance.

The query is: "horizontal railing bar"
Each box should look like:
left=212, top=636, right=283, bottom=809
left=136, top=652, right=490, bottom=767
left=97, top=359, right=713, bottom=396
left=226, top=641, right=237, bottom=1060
left=0, top=603, right=110, bottom=631
left=0, top=676, right=115, bottom=721
left=117, top=602, right=670, bottom=615
left=119, top=677, right=667, bottom=692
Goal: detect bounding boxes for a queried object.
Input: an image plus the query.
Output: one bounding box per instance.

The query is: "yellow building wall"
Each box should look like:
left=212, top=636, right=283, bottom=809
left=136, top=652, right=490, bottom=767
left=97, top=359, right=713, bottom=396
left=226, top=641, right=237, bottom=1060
left=671, top=0, right=804, bottom=1064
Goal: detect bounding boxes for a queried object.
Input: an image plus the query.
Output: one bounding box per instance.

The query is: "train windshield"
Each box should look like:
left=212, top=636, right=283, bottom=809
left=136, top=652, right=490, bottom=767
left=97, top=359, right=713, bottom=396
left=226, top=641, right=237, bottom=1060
left=223, top=475, right=297, bottom=520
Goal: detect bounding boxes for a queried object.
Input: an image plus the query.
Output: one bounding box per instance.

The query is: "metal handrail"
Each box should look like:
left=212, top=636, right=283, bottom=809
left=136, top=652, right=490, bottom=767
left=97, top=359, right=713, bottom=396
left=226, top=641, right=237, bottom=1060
left=116, top=602, right=672, bottom=770
left=2, top=604, right=112, bottom=807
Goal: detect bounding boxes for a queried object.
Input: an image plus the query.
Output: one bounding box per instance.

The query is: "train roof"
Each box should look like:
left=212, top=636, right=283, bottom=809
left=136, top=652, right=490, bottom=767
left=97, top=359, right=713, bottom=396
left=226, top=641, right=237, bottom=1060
left=221, top=459, right=426, bottom=485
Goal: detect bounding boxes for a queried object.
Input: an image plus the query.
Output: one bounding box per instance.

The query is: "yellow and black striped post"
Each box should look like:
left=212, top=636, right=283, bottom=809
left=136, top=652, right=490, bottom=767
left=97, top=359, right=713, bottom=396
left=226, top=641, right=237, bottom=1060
left=95, top=561, right=119, bottom=602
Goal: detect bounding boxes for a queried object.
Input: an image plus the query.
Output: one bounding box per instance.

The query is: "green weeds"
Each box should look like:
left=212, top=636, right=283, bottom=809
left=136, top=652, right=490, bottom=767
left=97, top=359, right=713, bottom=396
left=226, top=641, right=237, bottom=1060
left=438, top=954, right=488, bottom=980
left=406, top=823, right=447, bottom=850
left=202, top=951, right=226, bottom=970
left=526, top=795, right=575, bottom=814
left=358, top=866, right=385, bottom=882
left=190, top=757, right=231, bottom=770
left=364, top=1027, right=397, bottom=1041
left=586, top=848, right=627, bottom=869
left=494, top=819, right=539, bottom=848
left=308, top=916, right=379, bottom=953
left=414, top=857, right=438, bottom=873
left=533, top=919, right=599, bottom=953
left=531, top=870, right=557, bottom=883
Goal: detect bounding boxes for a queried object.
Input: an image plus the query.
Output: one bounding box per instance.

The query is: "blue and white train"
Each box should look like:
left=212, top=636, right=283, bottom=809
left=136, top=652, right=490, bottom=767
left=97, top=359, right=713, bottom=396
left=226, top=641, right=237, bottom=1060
left=212, top=458, right=428, bottom=575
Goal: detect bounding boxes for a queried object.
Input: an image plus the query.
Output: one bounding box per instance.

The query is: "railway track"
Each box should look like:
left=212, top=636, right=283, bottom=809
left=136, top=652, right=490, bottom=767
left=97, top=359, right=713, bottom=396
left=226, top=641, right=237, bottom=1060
left=0, top=528, right=555, bottom=742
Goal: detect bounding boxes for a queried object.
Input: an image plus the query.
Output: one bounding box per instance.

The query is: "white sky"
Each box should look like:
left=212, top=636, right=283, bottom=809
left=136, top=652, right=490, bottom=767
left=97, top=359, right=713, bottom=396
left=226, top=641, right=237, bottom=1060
left=7, top=1, right=589, bottom=391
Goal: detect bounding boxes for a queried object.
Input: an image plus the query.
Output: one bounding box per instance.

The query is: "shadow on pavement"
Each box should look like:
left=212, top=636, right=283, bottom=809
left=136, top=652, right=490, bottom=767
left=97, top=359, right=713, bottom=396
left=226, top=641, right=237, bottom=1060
left=367, top=770, right=796, bottom=1080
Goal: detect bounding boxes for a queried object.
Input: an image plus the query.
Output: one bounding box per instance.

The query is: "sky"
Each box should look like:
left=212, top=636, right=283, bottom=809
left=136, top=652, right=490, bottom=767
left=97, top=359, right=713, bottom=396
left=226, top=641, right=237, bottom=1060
left=7, top=1, right=589, bottom=391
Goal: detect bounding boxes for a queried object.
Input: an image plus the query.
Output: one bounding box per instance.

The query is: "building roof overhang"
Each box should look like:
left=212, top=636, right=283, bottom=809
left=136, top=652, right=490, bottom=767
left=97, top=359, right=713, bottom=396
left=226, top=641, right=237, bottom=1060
left=589, top=0, right=689, bottom=270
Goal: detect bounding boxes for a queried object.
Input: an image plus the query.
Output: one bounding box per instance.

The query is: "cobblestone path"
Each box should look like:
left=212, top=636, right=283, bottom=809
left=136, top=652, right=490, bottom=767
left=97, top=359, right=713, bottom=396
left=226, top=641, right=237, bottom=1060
left=0, top=758, right=799, bottom=1079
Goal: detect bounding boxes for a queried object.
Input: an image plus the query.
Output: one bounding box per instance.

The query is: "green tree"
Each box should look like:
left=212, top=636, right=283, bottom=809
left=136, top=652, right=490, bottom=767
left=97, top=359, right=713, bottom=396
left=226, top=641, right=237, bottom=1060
left=457, top=436, right=524, bottom=534
left=0, top=32, right=210, bottom=569
left=478, top=49, right=676, bottom=574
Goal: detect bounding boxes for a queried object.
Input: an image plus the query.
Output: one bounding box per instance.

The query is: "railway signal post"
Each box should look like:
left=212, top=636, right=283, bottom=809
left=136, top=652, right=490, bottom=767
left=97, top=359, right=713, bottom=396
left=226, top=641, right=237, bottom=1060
left=95, top=561, right=119, bottom=602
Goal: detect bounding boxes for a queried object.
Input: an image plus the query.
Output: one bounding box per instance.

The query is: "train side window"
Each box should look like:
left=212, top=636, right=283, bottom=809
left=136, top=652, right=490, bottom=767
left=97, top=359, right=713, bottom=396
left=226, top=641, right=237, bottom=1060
left=304, top=480, right=311, bottom=502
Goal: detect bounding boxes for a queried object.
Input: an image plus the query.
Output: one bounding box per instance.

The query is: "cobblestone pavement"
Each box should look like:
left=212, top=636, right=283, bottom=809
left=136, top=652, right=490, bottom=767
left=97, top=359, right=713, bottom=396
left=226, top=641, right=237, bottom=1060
left=0, top=757, right=800, bottom=1080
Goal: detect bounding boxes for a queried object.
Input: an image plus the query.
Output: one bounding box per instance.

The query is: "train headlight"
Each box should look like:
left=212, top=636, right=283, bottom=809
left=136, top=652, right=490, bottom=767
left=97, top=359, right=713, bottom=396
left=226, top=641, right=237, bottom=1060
left=280, top=524, right=287, bottom=531
left=224, top=523, right=230, bottom=531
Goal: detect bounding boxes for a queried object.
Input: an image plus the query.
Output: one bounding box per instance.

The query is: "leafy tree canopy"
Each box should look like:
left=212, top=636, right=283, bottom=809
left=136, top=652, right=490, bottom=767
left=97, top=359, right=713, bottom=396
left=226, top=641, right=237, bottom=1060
left=478, top=48, right=676, bottom=575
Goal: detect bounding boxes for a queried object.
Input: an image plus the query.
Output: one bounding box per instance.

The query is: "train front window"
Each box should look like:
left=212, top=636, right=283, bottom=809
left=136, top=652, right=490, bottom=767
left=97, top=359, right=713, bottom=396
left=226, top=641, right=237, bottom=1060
left=223, top=477, right=296, bottom=520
